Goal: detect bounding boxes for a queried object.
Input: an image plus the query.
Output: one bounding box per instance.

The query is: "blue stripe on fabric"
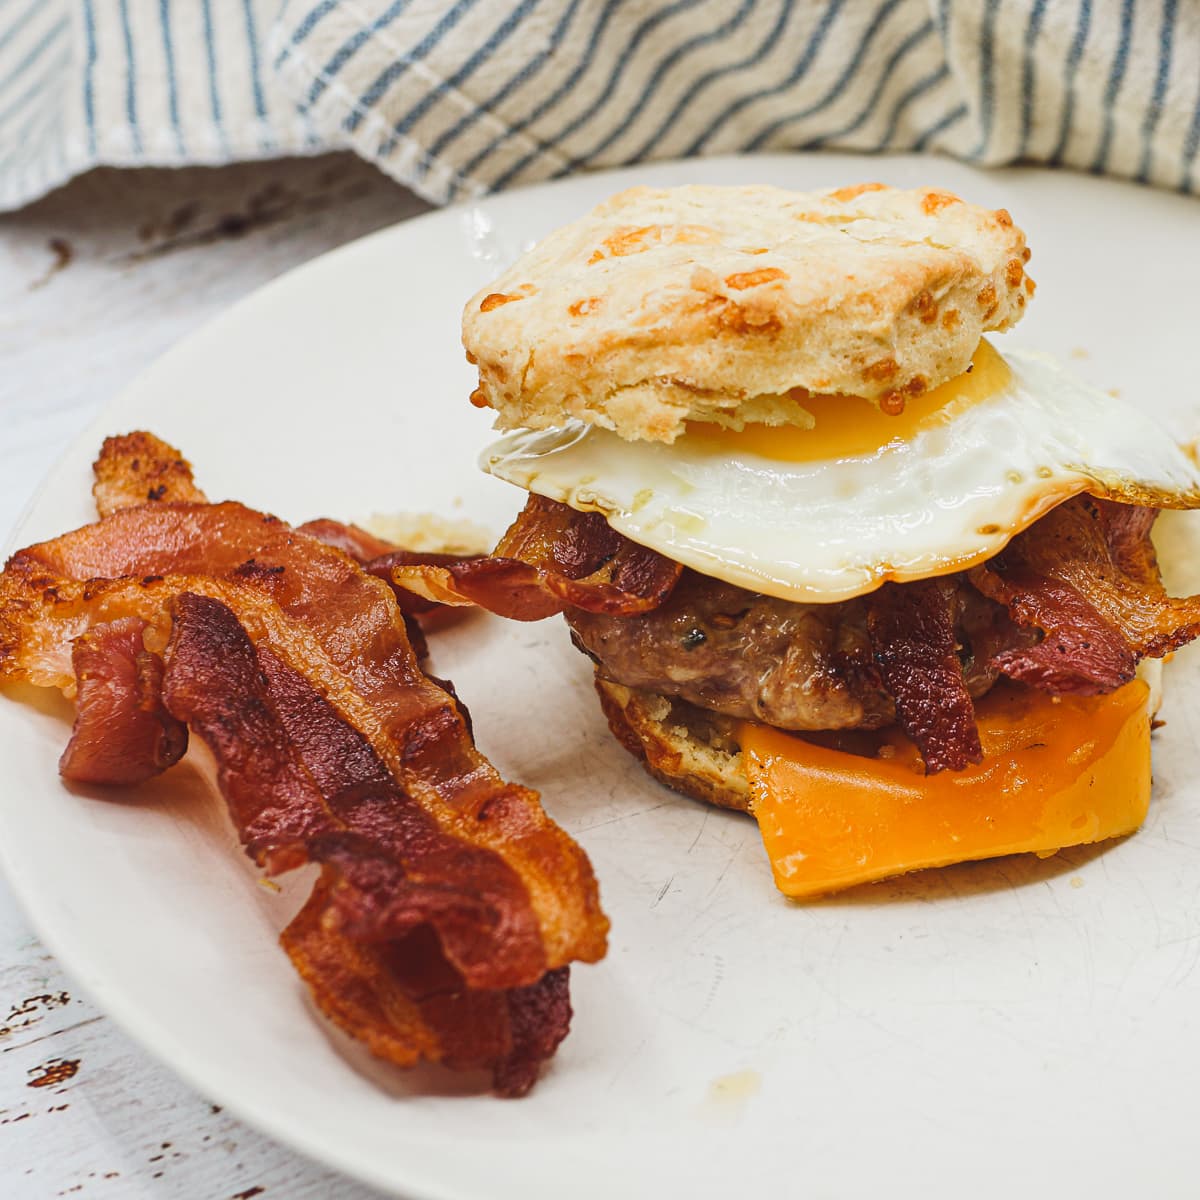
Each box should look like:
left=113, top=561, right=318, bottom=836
left=1137, top=0, right=1177, bottom=184
left=682, top=0, right=845, bottom=156
left=455, top=0, right=623, bottom=182
left=932, top=0, right=950, bottom=39
left=624, top=0, right=794, bottom=165
left=118, top=0, right=142, bottom=154
left=387, top=0, right=540, bottom=143
left=82, top=0, right=97, bottom=156
left=159, top=0, right=184, bottom=157
left=744, top=0, right=910, bottom=152
left=421, top=0, right=583, bottom=169
left=800, top=20, right=935, bottom=149
left=242, top=0, right=269, bottom=129
left=305, top=0, right=411, bottom=114
left=492, top=0, right=701, bottom=189
left=968, top=0, right=1000, bottom=158
left=872, top=61, right=949, bottom=150
left=342, top=0, right=479, bottom=133
left=1018, top=0, right=1048, bottom=155
left=0, top=49, right=69, bottom=127
left=201, top=0, right=228, bottom=155
left=1048, top=0, right=1091, bottom=164
left=1090, top=0, right=1134, bottom=174
left=0, top=14, right=69, bottom=96
left=0, top=0, right=50, bottom=60
left=560, top=0, right=755, bottom=173
left=274, top=0, right=339, bottom=69
left=913, top=100, right=966, bottom=151
left=1182, top=75, right=1200, bottom=192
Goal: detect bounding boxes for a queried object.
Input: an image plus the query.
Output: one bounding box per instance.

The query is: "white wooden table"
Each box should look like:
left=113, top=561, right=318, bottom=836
left=0, top=155, right=432, bottom=1199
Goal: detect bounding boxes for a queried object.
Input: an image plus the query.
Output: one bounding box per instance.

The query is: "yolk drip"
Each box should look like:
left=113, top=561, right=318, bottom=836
left=739, top=679, right=1152, bottom=899
left=686, top=338, right=1012, bottom=464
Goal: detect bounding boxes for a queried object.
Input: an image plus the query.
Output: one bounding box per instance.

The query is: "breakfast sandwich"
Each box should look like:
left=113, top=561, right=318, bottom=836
left=418, top=183, right=1200, bottom=898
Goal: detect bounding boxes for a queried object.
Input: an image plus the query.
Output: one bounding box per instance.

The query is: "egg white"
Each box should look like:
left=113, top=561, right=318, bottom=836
left=481, top=350, right=1200, bottom=604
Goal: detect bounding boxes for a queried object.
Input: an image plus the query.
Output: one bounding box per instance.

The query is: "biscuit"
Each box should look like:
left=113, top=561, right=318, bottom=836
left=463, top=183, right=1033, bottom=443
left=594, top=677, right=751, bottom=813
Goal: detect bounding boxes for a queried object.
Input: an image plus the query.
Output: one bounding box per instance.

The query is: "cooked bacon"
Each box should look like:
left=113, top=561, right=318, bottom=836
left=257, top=636, right=547, bottom=982
left=298, top=518, right=474, bottom=621
left=1098, top=502, right=1161, bottom=586
left=166, top=594, right=555, bottom=1018
left=865, top=579, right=983, bottom=773
left=493, top=964, right=572, bottom=1096
left=92, top=432, right=207, bottom=517
left=295, top=518, right=397, bottom=564
left=389, top=495, right=682, bottom=620
left=1, top=501, right=607, bottom=967
left=296, top=519, right=472, bottom=581
left=293, top=520, right=438, bottom=655
left=281, top=878, right=571, bottom=1096
left=978, top=571, right=1136, bottom=694
left=972, top=496, right=1200, bottom=692
left=58, top=616, right=188, bottom=785
left=0, top=442, right=609, bottom=1095
left=158, top=593, right=337, bottom=872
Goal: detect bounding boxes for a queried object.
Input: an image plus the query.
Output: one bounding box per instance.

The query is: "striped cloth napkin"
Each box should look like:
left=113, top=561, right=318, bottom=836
left=2, top=0, right=1197, bottom=212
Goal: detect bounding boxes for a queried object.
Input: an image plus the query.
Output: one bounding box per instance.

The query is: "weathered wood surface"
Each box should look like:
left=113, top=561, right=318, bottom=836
left=0, top=154, right=430, bottom=1199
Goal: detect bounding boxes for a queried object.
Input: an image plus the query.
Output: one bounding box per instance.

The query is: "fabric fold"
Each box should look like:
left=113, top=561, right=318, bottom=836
left=2, top=2, right=1195, bottom=230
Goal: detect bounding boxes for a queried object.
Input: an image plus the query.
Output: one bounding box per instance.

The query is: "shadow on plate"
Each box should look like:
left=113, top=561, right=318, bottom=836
left=306, top=996, right=496, bottom=1100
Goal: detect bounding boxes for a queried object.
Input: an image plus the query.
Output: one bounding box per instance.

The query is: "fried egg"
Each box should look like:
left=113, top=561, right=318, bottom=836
left=482, top=341, right=1200, bottom=603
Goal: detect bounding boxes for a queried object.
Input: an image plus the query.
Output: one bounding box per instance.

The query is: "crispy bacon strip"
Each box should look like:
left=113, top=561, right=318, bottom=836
left=389, top=496, right=682, bottom=620
left=291, top=519, right=437, bottom=657
left=296, top=520, right=473, bottom=582
left=281, top=880, right=571, bottom=1096
left=1, top=501, right=607, bottom=969
left=161, top=595, right=572, bottom=1092
left=971, top=496, right=1200, bottom=692
left=92, top=436, right=448, bottom=638
left=295, top=519, right=397, bottom=564
left=866, top=579, right=983, bottom=774
left=260, top=640, right=547, bottom=977
left=1099, top=502, right=1161, bottom=586
left=58, top=616, right=188, bottom=785
left=92, top=432, right=207, bottom=517
left=2, top=592, right=590, bottom=1090
left=976, top=571, right=1136, bottom=694
left=166, top=593, right=550, bottom=984
left=298, top=518, right=472, bottom=622
left=0, top=444, right=610, bottom=1093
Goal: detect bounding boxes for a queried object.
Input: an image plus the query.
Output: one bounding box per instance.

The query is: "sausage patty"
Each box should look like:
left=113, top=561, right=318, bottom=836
left=566, top=569, right=1022, bottom=732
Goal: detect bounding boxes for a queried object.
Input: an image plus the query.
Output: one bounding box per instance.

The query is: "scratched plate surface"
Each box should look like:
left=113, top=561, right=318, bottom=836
left=2, top=156, right=1200, bottom=1199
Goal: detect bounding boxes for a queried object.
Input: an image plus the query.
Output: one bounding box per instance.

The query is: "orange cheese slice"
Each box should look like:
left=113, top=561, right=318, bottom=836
left=740, top=680, right=1152, bottom=899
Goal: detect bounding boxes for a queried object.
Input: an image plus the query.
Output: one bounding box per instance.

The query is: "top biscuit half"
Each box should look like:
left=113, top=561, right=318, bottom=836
left=462, top=183, right=1034, bottom=444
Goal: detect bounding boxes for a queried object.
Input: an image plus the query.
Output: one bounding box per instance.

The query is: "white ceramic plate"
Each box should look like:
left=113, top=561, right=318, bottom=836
left=4, top=156, right=1200, bottom=1199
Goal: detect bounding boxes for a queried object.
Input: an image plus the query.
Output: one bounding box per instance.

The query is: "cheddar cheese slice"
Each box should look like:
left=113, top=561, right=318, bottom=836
left=741, top=680, right=1152, bottom=899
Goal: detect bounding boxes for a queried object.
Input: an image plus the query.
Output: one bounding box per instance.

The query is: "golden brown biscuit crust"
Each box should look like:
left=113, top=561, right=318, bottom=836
left=594, top=677, right=751, bottom=813
left=463, top=183, right=1033, bottom=443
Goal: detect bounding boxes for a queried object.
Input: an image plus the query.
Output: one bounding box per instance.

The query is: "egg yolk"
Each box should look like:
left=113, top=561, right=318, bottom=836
left=686, top=338, right=1012, bottom=464
left=739, top=679, right=1152, bottom=899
